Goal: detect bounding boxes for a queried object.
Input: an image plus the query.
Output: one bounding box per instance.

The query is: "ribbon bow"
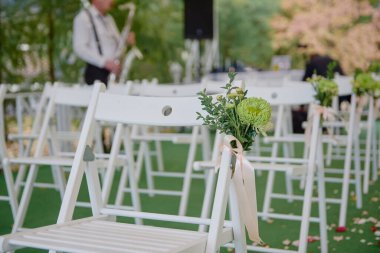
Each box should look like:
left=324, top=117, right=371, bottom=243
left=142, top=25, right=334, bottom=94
left=218, top=135, right=263, bottom=244
left=305, top=104, right=338, bottom=147
left=312, top=104, right=336, bottom=122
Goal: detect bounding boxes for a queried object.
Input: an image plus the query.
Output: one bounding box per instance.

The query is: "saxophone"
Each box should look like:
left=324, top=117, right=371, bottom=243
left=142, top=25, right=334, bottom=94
left=109, top=3, right=143, bottom=84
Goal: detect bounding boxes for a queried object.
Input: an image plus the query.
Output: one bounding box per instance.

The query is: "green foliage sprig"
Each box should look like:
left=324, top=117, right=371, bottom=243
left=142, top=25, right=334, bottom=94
left=197, top=72, right=272, bottom=151
left=352, top=72, right=380, bottom=97
left=368, top=60, right=380, bottom=74
left=307, top=76, right=339, bottom=107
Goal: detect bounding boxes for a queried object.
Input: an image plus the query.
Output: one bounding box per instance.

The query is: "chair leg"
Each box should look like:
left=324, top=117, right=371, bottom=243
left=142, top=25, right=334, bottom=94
left=317, top=138, right=328, bottom=253
left=283, top=143, right=294, bottom=203
left=353, top=135, right=363, bottom=209
left=178, top=127, right=199, bottom=216
left=124, top=128, right=142, bottom=224
left=47, top=138, right=66, bottom=198
left=143, top=142, right=155, bottom=197
left=261, top=141, right=279, bottom=220
left=101, top=123, right=124, bottom=204
left=52, top=166, right=66, bottom=199
left=229, top=181, right=247, bottom=253
left=154, top=140, right=164, bottom=172
left=261, top=170, right=275, bottom=221
left=14, top=165, right=27, bottom=196
left=115, top=164, right=129, bottom=207
left=338, top=95, right=359, bottom=227
left=135, top=141, right=144, bottom=181
left=3, top=160, right=19, bottom=220
left=298, top=115, right=320, bottom=253
left=371, top=122, right=378, bottom=182
left=199, top=170, right=216, bottom=232
left=363, top=97, right=374, bottom=194
left=12, top=165, right=39, bottom=233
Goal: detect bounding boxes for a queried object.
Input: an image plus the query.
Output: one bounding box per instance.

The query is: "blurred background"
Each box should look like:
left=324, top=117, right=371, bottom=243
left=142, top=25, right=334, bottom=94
left=1, top=0, right=379, bottom=84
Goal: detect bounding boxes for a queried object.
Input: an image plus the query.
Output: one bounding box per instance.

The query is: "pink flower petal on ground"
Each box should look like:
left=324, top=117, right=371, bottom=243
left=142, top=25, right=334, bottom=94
left=336, top=226, right=347, bottom=233
left=333, top=236, right=344, bottom=242
left=368, top=217, right=378, bottom=223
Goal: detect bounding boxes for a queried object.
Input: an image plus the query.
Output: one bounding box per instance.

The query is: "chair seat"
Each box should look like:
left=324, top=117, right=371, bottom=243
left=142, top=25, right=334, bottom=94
left=1, top=216, right=210, bottom=253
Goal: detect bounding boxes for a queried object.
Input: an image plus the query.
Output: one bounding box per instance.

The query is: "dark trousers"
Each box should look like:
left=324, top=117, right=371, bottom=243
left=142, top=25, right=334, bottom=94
left=84, top=63, right=110, bottom=86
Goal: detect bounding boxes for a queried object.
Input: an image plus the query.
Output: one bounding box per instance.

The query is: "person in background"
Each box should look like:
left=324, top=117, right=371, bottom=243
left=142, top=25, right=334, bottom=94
left=292, top=53, right=345, bottom=133
left=302, top=54, right=344, bottom=81
left=73, top=0, right=135, bottom=85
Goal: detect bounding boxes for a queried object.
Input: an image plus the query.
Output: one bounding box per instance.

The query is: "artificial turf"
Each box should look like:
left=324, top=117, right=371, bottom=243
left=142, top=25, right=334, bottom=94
left=0, top=139, right=379, bottom=253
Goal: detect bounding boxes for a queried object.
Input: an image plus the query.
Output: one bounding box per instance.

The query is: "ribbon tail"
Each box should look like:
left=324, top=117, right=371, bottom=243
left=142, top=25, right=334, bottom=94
left=233, top=159, right=263, bottom=244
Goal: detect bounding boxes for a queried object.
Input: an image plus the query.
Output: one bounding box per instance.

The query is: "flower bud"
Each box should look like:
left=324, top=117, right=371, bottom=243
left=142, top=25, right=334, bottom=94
left=236, top=88, right=244, bottom=94
left=226, top=103, right=234, bottom=109
left=227, top=93, right=238, bottom=99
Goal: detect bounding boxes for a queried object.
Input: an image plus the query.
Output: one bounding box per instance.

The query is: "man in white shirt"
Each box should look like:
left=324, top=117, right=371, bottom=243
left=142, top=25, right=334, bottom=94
left=73, top=0, right=121, bottom=85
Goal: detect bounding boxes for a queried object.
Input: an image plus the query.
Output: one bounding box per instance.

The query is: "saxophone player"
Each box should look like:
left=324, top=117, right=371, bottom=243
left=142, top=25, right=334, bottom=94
left=73, top=0, right=135, bottom=86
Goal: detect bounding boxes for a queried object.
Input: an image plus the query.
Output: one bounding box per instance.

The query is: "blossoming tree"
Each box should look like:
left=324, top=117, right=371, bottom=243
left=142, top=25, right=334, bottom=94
left=270, top=0, right=380, bottom=73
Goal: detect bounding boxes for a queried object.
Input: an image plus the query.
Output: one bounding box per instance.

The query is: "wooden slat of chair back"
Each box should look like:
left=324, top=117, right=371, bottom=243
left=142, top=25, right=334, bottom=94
left=246, top=83, right=316, bottom=106
left=95, top=93, right=204, bottom=127
left=140, top=83, right=203, bottom=97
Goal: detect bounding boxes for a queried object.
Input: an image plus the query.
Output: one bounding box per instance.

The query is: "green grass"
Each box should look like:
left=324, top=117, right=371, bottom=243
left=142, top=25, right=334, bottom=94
left=1, top=140, right=380, bottom=253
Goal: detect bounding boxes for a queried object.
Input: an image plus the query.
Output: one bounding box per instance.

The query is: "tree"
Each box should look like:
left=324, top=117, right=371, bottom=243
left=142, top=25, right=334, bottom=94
left=218, top=0, right=279, bottom=69
left=271, top=0, right=380, bottom=73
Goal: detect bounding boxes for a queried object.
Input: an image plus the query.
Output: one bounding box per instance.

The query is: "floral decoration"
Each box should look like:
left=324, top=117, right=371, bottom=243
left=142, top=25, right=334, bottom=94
left=197, top=72, right=272, bottom=151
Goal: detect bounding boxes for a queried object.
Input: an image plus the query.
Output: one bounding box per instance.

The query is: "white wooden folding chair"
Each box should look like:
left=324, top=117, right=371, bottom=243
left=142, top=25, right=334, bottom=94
left=7, top=83, right=55, bottom=197
left=116, top=82, right=212, bottom=216
left=248, top=85, right=327, bottom=253
left=196, top=84, right=328, bottom=253
left=0, top=84, right=19, bottom=220
left=3, top=84, right=107, bottom=233
left=0, top=83, right=251, bottom=253
left=261, top=77, right=363, bottom=229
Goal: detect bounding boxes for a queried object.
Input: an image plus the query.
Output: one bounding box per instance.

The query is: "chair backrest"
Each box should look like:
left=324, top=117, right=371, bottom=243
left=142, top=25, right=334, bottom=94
left=57, top=83, right=205, bottom=219
left=95, top=93, right=204, bottom=126
left=52, top=85, right=94, bottom=107
left=246, top=82, right=316, bottom=105
left=29, top=84, right=98, bottom=158
left=334, top=74, right=353, bottom=96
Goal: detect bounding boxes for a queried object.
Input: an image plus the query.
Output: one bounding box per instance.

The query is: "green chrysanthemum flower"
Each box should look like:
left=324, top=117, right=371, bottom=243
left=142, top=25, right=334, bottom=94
left=236, top=97, right=272, bottom=128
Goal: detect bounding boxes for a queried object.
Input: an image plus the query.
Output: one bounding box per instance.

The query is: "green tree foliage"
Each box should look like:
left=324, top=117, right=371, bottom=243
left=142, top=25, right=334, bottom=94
left=1, top=0, right=82, bottom=84
left=119, top=0, right=184, bottom=82
left=1, top=0, right=279, bottom=84
left=218, top=0, right=279, bottom=69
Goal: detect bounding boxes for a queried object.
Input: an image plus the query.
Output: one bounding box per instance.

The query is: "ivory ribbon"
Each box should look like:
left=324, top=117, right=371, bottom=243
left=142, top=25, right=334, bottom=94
left=218, top=135, right=263, bottom=244
left=375, top=98, right=380, bottom=119
left=304, top=104, right=337, bottom=147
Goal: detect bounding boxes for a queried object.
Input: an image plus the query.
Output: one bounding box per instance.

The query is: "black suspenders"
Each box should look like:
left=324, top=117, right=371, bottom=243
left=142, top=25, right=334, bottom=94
left=85, top=8, right=103, bottom=55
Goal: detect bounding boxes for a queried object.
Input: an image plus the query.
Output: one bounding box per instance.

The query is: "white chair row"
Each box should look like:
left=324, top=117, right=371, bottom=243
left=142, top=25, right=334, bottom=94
left=0, top=82, right=252, bottom=253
